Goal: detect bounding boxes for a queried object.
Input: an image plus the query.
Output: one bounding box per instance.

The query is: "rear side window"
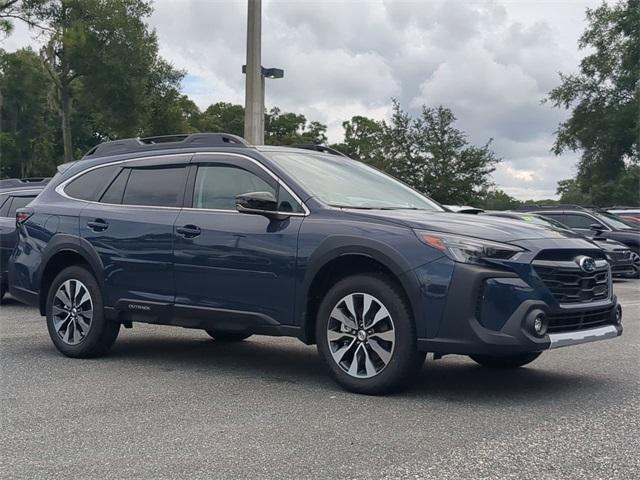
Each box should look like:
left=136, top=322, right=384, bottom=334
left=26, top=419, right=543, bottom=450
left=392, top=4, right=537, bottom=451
left=122, top=167, right=187, bottom=207
left=100, top=169, right=129, bottom=204
left=65, top=166, right=119, bottom=201
left=8, top=196, right=35, bottom=216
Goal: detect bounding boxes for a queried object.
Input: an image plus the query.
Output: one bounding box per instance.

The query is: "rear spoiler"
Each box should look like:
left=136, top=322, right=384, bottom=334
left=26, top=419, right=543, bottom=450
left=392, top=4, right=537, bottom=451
left=57, top=161, right=78, bottom=175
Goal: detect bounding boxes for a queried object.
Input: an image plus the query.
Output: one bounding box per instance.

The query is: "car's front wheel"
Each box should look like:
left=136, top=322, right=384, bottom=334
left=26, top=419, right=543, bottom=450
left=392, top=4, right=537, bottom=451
left=46, top=265, right=120, bottom=358
left=316, top=274, right=425, bottom=395
left=469, top=352, right=541, bottom=368
left=629, top=250, right=640, bottom=278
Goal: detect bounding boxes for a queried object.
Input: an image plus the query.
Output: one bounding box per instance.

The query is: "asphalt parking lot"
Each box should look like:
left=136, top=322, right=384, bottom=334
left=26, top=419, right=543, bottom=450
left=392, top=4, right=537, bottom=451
left=1, top=280, right=639, bottom=480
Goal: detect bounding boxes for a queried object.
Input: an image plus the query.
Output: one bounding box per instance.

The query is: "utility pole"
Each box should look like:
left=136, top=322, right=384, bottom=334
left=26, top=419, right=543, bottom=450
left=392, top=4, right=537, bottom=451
left=244, top=0, right=264, bottom=144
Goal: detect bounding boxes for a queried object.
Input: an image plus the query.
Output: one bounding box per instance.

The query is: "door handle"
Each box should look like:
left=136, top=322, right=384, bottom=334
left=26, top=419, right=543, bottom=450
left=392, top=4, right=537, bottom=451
left=176, top=225, right=201, bottom=238
left=87, top=219, right=109, bottom=231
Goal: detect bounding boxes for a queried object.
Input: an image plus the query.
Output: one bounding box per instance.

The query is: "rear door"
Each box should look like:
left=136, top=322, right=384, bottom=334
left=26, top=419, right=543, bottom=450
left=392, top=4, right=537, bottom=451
left=78, top=155, right=190, bottom=311
left=172, top=154, right=305, bottom=327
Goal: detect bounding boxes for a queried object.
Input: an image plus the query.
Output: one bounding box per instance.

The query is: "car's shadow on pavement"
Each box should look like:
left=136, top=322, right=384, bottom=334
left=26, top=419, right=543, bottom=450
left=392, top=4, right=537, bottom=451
left=96, top=332, right=614, bottom=404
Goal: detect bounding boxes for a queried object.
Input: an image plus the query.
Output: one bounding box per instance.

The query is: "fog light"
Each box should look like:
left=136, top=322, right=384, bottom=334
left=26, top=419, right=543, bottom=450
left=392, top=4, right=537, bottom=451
left=615, top=305, right=622, bottom=325
left=525, top=309, right=548, bottom=337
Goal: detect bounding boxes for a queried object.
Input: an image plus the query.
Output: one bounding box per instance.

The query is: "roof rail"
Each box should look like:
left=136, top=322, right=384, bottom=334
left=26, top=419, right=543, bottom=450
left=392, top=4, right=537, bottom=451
left=288, top=144, right=348, bottom=157
left=82, top=133, right=251, bottom=159
left=0, top=177, right=51, bottom=189
left=513, top=204, right=591, bottom=212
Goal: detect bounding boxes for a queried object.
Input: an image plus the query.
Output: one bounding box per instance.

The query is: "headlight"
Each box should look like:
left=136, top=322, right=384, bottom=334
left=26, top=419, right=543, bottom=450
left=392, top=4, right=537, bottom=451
left=415, top=230, right=525, bottom=263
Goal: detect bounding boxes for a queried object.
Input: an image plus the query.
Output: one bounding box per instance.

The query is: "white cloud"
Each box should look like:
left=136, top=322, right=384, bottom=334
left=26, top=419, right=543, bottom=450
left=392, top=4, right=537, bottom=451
left=1, top=0, right=600, bottom=200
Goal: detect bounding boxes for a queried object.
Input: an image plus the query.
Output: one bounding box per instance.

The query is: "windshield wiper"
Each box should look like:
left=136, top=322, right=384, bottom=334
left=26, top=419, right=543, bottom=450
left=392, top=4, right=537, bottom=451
left=328, top=204, right=375, bottom=210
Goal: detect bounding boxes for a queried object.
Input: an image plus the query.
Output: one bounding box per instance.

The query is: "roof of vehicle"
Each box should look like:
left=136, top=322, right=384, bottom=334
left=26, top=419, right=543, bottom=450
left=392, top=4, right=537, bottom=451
left=513, top=204, right=594, bottom=212
left=0, top=178, right=49, bottom=192
left=82, top=133, right=251, bottom=160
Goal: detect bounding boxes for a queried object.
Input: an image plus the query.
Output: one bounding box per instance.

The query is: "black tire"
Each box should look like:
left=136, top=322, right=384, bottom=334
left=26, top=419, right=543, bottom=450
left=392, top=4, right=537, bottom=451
left=316, top=273, right=425, bottom=395
left=469, top=352, right=541, bottom=368
left=0, top=283, right=6, bottom=303
left=205, top=330, right=252, bottom=342
left=46, top=265, right=120, bottom=358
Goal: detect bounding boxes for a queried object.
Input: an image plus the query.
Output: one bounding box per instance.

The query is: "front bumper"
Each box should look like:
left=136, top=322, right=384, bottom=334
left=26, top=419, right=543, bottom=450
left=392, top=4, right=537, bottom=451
left=416, top=262, right=622, bottom=355
left=548, top=324, right=620, bottom=349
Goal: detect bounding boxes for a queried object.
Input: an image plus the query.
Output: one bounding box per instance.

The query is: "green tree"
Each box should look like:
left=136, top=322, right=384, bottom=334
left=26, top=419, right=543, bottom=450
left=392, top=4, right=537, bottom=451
left=332, top=115, right=385, bottom=168
left=0, top=48, right=59, bottom=177
left=379, top=102, right=499, bottom=205
left=547, top=0, right=639, bottom=205
left=478, top=190, right=521, bottom=210
left=265, top=107, right=327, bottom=145
left=195, top=102, right=245, bottom=137
left=22, top=0, right=179, bottom=162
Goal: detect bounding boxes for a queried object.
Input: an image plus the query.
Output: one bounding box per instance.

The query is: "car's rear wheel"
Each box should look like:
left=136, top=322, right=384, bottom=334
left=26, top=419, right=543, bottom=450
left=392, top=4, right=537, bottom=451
left=316, top=273, right=425, bottom=395
left=205, top=330, right=252, bottom=342
left=46, top=265, right=120, bottom=358
left=469, top=352, right=541, bottom=368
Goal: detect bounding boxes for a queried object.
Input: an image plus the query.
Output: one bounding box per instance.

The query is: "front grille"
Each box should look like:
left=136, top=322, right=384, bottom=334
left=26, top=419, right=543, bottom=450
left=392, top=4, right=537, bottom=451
left=533, top=258, right=610, bottom=304
left=609, top=249, right=631, bottom=261
left=547, top=307, right=614, bottom=333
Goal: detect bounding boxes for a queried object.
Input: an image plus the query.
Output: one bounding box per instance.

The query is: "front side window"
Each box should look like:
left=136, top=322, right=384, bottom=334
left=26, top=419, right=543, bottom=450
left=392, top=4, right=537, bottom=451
left=122, top=166, right=187, bottom=207
left=193, top=164, right=276, bottom=210
left=267, top=151, right=443, bottom=210
left=563, top=214, right=600, bottom=229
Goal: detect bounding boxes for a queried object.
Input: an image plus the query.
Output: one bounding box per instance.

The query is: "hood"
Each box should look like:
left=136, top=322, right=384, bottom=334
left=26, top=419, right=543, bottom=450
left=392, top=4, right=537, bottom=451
left=344, top=209, right=585, bottom=243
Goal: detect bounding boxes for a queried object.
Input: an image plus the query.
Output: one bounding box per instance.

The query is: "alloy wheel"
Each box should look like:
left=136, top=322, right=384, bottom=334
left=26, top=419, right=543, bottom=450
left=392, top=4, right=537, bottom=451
left=631, top=251, right=640, bottom=275
left=327, top=292, right=396, bottom=379
left=52, top=279, right=94, bottom=346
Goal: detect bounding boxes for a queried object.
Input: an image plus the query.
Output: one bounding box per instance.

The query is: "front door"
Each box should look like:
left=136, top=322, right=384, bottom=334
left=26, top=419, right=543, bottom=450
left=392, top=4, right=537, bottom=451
left=173, top=154, right=305, bottom=327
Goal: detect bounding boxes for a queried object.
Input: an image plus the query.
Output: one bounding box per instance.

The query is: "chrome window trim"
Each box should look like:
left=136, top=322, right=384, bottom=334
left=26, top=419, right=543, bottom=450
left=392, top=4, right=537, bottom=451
left=54, top=152, right=310, bottom=216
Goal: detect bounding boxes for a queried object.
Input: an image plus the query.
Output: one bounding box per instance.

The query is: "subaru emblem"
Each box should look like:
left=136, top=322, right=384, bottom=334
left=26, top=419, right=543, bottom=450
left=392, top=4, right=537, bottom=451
left=576, top=256, right=597, bottom=273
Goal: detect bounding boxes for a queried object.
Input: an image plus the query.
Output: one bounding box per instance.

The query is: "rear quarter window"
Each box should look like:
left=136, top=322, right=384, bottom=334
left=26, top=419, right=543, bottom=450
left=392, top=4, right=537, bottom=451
left=65, top=166, right=119, bottom=201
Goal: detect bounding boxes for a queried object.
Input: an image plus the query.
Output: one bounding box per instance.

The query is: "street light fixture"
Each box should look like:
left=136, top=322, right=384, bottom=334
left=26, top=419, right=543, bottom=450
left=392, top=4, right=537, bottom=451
left=242, top=65, right=285, bottom=79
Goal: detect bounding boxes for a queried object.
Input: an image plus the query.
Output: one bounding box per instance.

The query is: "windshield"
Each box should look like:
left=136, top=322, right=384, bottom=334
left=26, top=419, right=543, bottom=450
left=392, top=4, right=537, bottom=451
left=594, top=211, right=638, bottom=230
left=267, top=151, right=443, bottom=211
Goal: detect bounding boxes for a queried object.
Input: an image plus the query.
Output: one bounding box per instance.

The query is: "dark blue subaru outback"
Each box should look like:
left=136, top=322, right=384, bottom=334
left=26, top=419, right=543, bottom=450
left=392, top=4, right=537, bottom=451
left=9, top=133, right=622, bottom=394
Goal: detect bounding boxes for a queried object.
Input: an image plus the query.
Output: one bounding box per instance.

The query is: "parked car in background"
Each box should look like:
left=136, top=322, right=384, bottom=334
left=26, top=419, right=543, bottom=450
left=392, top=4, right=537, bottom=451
left=606, top=208, right=640, bottom=226
left=516, top=205, right=640, bottom=276
left=0, top=178, right=49, bottom=300
left=483, top=211, right=636, bottom=278
left=8, top=134, right=623, bottom=394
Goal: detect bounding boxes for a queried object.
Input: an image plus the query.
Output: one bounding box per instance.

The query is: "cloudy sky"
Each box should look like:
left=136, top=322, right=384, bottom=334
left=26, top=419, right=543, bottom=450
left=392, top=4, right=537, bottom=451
left=4, top=0, right=601, bottom=199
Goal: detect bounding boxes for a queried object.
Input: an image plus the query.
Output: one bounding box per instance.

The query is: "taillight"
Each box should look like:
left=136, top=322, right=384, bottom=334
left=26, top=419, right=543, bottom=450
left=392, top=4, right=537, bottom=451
left=16, top=210, right=33, bottom=225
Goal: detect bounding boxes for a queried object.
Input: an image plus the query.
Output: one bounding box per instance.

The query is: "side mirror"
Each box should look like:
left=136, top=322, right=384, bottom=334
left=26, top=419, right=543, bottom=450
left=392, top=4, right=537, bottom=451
left=236, top=191, right=286, bottom=219
left=590, top=223, right=606, bottom=232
